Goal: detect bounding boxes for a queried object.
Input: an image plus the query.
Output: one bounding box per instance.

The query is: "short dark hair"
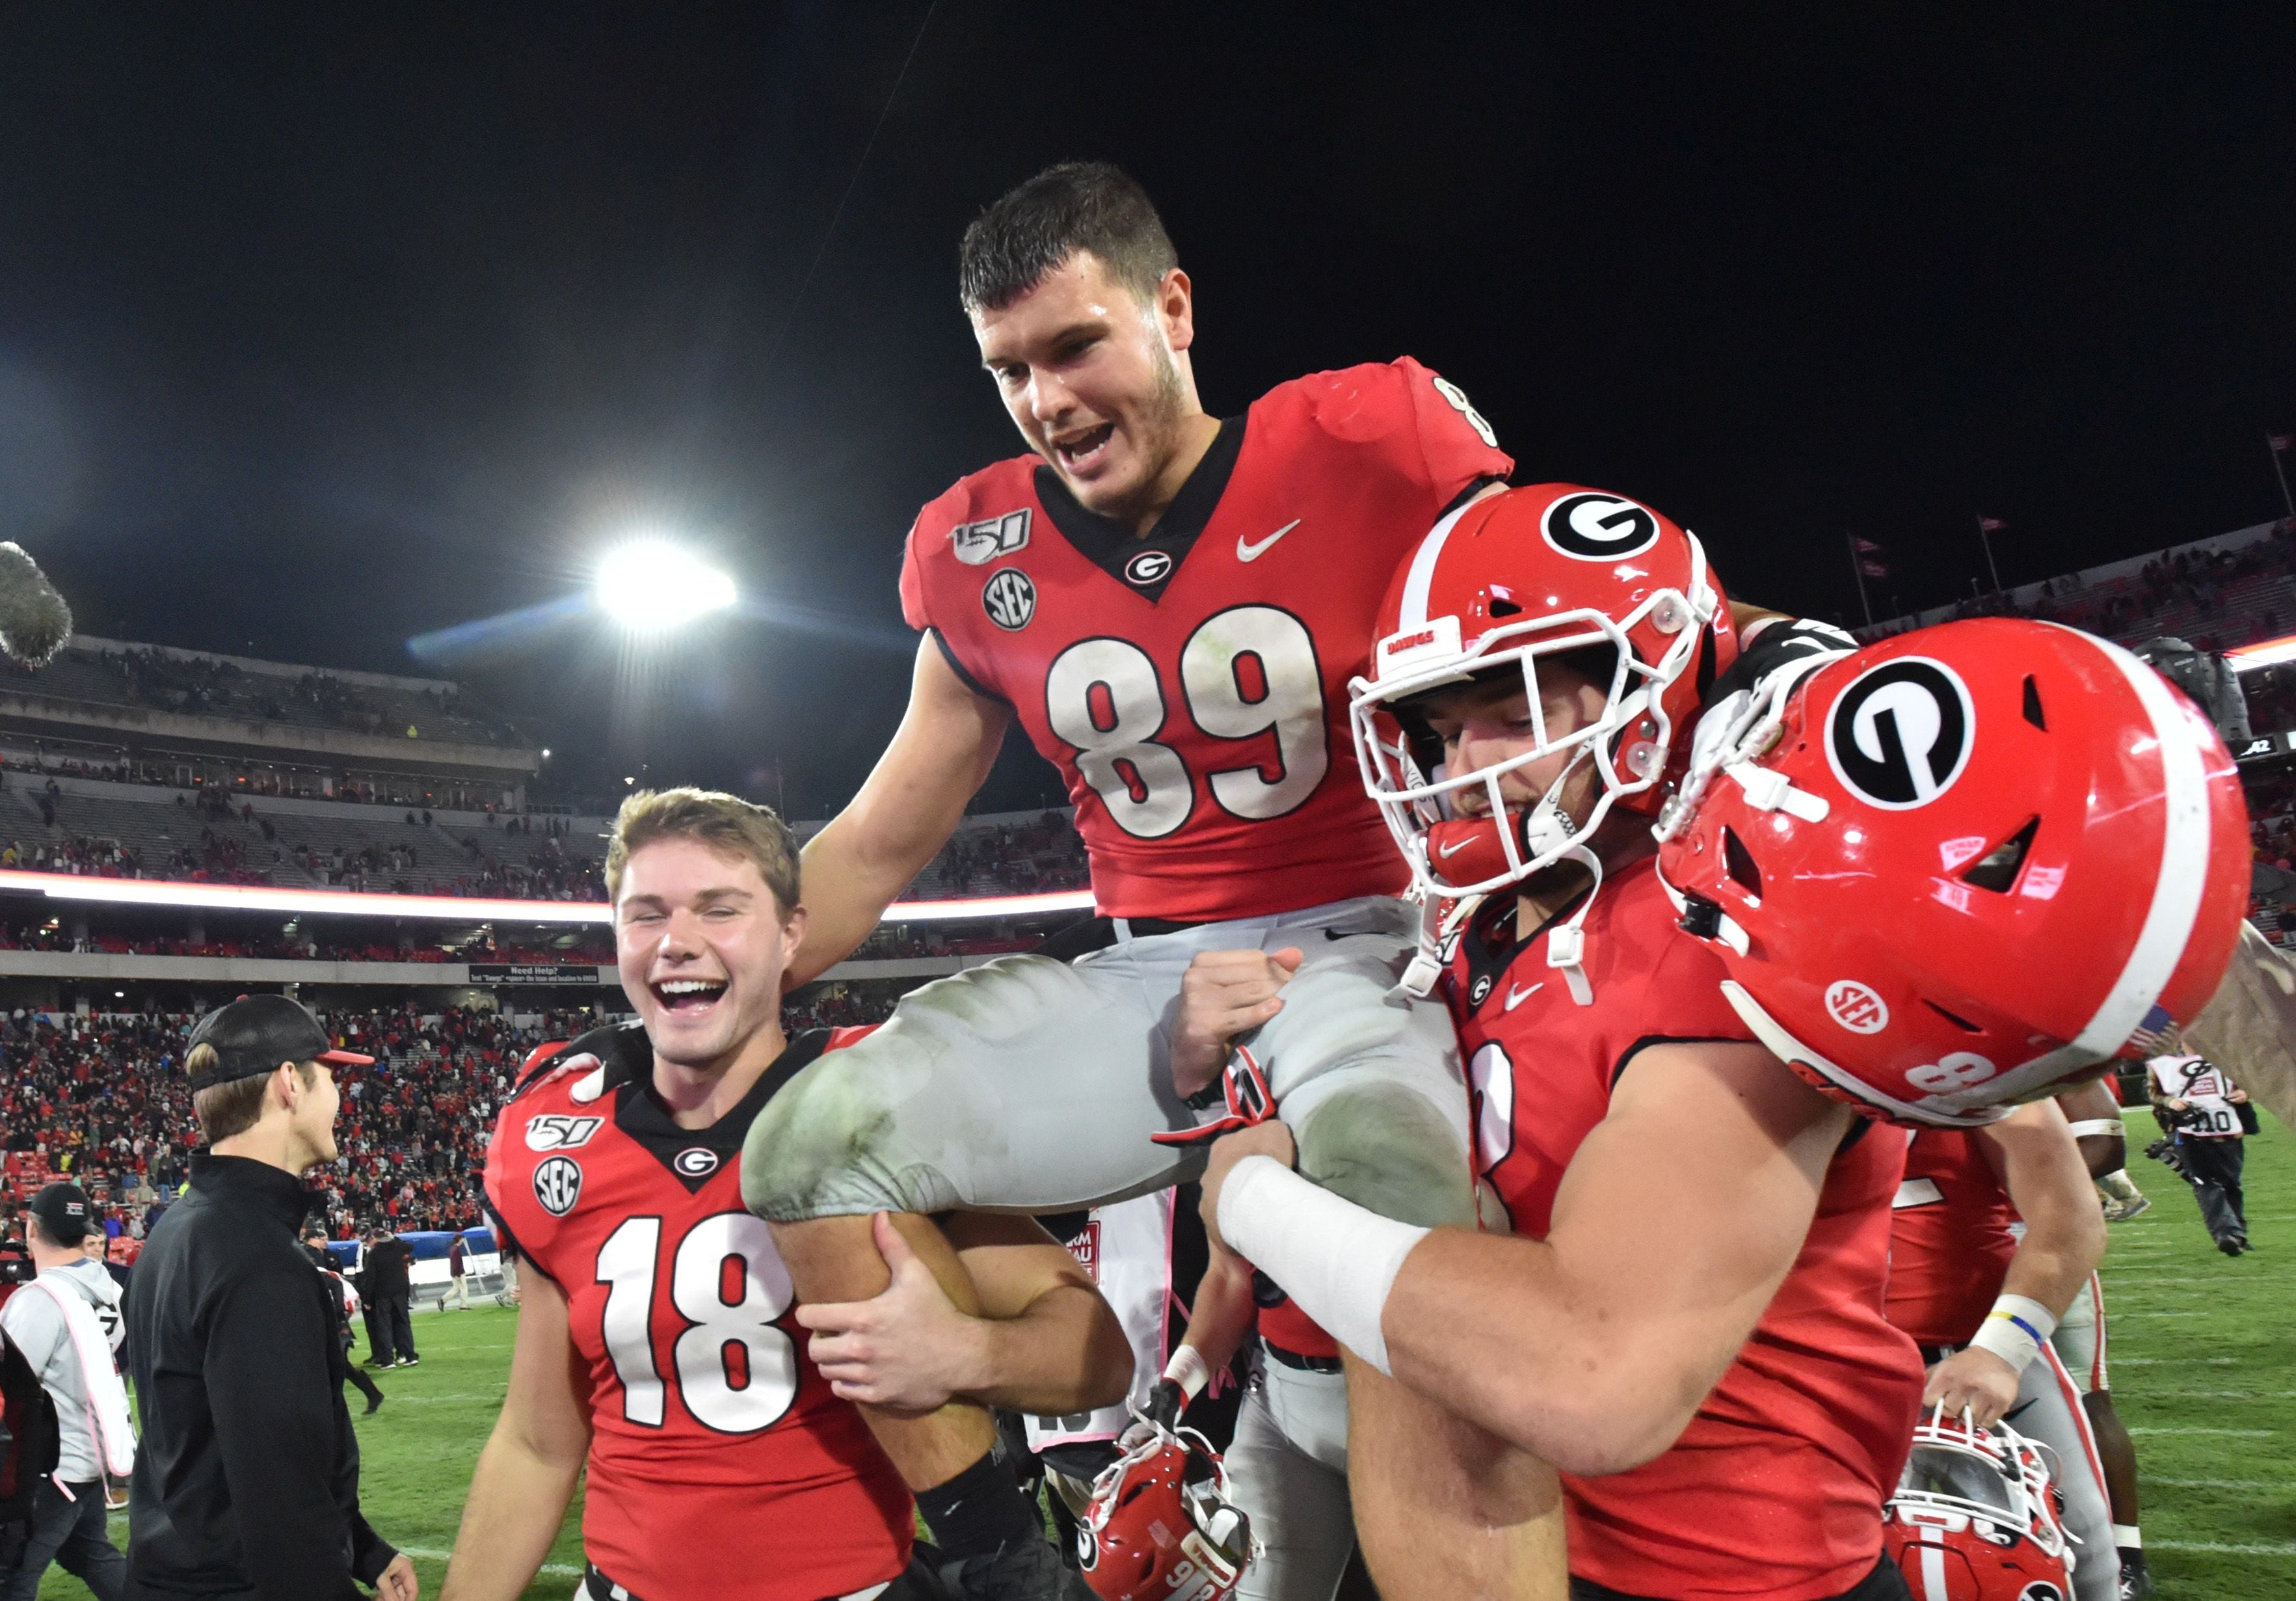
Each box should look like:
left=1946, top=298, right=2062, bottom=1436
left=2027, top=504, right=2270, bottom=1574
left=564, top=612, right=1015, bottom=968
left=959, top=161, right=1178, bottom=314
left=190, top=1047, right=316, bottom=1144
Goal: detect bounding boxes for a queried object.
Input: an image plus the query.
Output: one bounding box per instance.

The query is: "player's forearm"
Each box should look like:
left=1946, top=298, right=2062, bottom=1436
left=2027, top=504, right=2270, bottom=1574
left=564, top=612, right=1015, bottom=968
left=440, top=1426, right=584, bottom=1601
left=1179, top=1250, right=1259, bottom=1373
left=787, top=816, right=930, bottom=984
left=1384, top=1227, right=1717, bottom=1477
left=957, top=1284, right=1134, bottom=1414
left=1999, top=1213, right=2105, bottom=1323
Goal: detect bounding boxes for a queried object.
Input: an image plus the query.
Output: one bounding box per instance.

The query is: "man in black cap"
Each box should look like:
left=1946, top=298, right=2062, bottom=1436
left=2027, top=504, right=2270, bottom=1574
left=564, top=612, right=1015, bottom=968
left=0, top=1182, right=130, bottom=1601
left=304, top=1226, right=384, bottom=1416
left=122, top=995, right=417, bottom=1601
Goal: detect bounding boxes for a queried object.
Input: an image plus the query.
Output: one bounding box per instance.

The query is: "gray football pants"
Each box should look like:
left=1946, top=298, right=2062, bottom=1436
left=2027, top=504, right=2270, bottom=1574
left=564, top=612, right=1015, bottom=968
left=2001, top=1343, right=2116, bottom=1601
left=742, top=895, right=1475, bottom=1230
left=1227, top=1354, right=1355, bottom=1601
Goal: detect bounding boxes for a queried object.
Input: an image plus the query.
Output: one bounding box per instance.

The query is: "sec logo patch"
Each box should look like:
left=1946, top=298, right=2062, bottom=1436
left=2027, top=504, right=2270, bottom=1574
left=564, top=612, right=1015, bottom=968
left=983, top=567, right=1035, bottom=630
left=534, top=1155, right=583, bottom=1217
left=1824, top=981, right=1889, bottom=1035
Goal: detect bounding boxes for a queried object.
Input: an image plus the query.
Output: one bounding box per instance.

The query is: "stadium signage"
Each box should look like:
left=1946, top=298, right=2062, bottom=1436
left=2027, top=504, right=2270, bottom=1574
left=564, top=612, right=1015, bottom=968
left=468, top=963, right=602, bottom=986
left=2234, top=729, right=2296, bottom=764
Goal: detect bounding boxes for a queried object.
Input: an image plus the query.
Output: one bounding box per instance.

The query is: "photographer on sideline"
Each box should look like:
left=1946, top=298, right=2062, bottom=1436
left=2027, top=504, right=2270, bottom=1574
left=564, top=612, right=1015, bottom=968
left=123, top=996, right=416, bottom=1601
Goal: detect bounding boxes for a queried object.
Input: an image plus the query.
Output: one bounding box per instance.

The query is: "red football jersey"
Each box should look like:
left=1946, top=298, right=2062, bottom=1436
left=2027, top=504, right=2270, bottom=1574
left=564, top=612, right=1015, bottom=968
left=1450, top=861, right=1924, bottom=1601
left=1886, top=1128, right=2017, bottom=1349
left=900, top=359, right=1513, bottom=921
left=483, top=1026, right=911, bottom=1601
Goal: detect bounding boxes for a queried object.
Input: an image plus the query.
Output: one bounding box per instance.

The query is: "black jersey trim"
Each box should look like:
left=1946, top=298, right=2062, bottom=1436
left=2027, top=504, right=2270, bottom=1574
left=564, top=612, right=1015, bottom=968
left=481, top=1199, right=559, bottom=1287
left=928, top=626, right=1008, bottom=704
left=1460, top=883, right=1595, bottom=1004
left=1032, top=416, right=1244, bottom=604
left=613, top=1027, right=834, bottom=1192
left=1610, top=1034, right=1757, bottom=1089
left=1438, top=472, right=1509, bottom=520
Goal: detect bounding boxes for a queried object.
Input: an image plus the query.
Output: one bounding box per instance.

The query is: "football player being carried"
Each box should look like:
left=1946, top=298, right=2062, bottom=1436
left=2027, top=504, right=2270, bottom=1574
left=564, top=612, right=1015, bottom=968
left=1885, top=1100, right=2115, bottom=1599
left=1192, top=492, right=2249, bottom=1598
left=739, top=161, right=1555, bottom=1597
left=442, top=790, right=1133, bottom=1601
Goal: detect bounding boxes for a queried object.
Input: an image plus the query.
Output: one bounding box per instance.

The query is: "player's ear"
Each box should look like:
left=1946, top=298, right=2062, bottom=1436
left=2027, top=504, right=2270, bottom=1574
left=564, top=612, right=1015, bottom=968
left=1157, top=267, right=1195, bottom=354
left=778, top=900, right=807, bottom=948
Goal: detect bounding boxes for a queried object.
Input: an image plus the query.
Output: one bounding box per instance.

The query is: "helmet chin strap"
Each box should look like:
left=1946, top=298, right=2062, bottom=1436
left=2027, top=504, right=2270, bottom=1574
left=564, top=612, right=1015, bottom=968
left=1544, top=844, right=1602, bottom=1006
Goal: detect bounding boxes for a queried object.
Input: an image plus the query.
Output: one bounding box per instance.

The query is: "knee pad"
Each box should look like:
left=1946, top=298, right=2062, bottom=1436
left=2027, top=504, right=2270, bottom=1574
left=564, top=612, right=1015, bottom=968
left=1290, top=1077, right=1476, bottom=1230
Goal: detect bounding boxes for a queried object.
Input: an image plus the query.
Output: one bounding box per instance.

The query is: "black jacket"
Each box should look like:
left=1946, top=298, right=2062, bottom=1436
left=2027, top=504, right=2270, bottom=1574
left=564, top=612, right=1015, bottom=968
left=122, top=1153, right=395, bottom=1600
left=358, top=1238, right=411, bottom=1299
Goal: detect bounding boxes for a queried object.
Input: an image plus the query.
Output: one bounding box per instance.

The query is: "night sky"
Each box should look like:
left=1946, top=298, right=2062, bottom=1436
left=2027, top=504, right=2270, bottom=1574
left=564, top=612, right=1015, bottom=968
left=0, top=6, right=2288, bottom=815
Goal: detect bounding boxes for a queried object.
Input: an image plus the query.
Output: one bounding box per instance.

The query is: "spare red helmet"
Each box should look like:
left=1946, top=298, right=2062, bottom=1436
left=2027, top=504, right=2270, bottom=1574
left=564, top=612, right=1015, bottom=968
left=1883, top=1408, right=2074, bottom=1601
left=1657, top=617, right=2249, bottom=1127
left=1077, top=1423, right=1252, bottom=1601
left=1350, top=483, right=1738, bottom=902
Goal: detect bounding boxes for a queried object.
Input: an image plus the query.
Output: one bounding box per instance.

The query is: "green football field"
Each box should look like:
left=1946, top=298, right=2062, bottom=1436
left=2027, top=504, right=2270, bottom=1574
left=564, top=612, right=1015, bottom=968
left=47, top=1107, right=2295, bottom=1600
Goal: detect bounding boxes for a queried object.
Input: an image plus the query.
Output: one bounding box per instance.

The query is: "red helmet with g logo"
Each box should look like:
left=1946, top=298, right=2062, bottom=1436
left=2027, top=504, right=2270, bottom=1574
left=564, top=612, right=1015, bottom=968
left=1077, top=1424, right=1252, bottom=1601
left=1884, top=1408, right=2074, bottom=1601
left=1657, top=617, right=2249, bottom=1126
left=1350, top=483, right=1737, bottom=902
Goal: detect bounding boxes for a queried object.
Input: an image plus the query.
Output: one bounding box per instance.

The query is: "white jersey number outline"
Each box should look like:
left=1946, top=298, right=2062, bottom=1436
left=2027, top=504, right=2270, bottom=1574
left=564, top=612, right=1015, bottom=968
left=1045, top=606, right=1328, bottom=839
left=596, top=1211, right=799, bottom=1434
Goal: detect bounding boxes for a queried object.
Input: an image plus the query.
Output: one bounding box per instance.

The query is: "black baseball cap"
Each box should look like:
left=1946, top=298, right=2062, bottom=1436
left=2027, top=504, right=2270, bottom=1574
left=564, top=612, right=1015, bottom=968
left=30, top=1182, right=91, bottom=1248
left=183, top=995, right=375, bottom=1091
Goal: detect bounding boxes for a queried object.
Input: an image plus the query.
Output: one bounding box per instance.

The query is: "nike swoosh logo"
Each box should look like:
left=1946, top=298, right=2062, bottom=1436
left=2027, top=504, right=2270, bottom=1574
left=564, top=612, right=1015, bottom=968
left=1504, top=982, right=1543, bottom=1010
left=1236, top=519, right=1302, bottom=563
left=1438, top=837, right=1473, bottom=859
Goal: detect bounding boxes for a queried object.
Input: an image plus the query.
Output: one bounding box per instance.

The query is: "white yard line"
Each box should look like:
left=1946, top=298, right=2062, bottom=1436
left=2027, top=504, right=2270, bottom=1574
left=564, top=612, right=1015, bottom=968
left=2147, top=1477, right=2284, bottom=1490
left=399, top=1545, right=583, bottom=1577
left=2148, top=1539, right=2296, bottom=1557
left=2112, top=1356, right=2237, bottom=1365
left=2127, top=1425, right=2278, bottom=1436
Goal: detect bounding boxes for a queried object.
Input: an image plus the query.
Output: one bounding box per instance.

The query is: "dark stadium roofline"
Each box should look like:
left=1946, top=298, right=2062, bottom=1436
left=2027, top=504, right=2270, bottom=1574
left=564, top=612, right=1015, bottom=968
left=0, top=870, right=1095, bottom=924
left=70, top=632, right=467, bottom=696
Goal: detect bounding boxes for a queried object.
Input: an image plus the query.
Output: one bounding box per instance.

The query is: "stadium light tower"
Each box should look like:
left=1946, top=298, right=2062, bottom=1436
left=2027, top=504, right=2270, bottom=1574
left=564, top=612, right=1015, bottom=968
left=593, top=540, right=737, bottom=631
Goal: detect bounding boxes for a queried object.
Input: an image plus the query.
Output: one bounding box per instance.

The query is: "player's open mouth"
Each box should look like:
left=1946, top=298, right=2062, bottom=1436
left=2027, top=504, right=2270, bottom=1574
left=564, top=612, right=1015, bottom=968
left=652, top=977, right=727, bottom=1013
left=1052, top=422, right=1114, bottom=470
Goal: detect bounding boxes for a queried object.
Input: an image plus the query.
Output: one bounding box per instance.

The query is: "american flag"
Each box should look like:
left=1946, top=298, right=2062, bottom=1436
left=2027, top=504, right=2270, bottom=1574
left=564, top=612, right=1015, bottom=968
left=1977, top=517, right=2006, bottom=532
left=2272, top=433, right=2293, bottom=453
left=1852, top=537, right=1885, bottom=554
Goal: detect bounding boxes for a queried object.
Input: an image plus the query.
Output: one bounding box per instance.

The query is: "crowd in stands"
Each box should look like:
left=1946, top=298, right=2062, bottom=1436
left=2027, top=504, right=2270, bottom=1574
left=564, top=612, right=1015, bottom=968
left=1863, top=517, right=2296, bottom=655
left=0, top=643, right=531, bottom=748
left=900, top=811, right=1088, bottom=897
left=0, top=919, right=614, bottom=967
left=5, top=745, right=523, bottom=814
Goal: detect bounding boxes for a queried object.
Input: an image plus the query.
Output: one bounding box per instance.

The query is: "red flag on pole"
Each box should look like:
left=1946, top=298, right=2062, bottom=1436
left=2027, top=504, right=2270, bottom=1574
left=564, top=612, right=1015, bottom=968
left=1859, top=558, right=1889, bottom=578
left=1852, top=537, right=1885, bottom=554
left=1977, top=517, right=2006, bottom=532
left=2272, top=434, right=2293, bottom=453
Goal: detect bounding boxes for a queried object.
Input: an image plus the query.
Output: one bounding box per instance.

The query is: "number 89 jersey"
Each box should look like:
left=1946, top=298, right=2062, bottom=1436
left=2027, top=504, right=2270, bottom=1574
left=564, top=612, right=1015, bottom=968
left=484, top=1023, right=911, bottom=1601
left=902, top=358, right=1514, bottom=921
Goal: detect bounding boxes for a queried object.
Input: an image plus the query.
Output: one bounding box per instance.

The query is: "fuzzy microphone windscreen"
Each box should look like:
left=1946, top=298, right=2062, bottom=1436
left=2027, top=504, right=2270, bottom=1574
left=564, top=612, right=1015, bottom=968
left=0, top=543, right=74, bottom=666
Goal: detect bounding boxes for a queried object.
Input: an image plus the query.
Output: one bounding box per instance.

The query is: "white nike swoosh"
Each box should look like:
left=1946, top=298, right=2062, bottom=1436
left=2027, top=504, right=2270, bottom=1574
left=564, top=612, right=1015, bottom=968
left=1504, top=982, right=1543, bottom=1010
left=1437, top=837, right=1473, bottom=859
left=1236, top=519, right=1302, bottom=563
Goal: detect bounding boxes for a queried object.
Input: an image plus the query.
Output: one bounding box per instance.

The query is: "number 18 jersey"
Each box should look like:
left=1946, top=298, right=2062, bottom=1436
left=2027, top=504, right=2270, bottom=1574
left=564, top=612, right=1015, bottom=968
left=484, top=1023, right=911, bottom=1601
left=901, top=358, right=1513, bottom=921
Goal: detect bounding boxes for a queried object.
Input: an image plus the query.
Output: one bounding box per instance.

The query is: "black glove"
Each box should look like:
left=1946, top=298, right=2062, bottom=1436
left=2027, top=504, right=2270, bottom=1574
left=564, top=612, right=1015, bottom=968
left=1704, top=617, right=1859, bottom=711
left=1141, top=1377, right=1186, bottom=1433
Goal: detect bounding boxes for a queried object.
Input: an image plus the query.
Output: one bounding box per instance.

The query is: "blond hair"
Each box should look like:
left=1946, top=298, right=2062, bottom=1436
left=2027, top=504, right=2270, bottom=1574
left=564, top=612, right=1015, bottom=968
left=605, top=787, right=801, bottom=918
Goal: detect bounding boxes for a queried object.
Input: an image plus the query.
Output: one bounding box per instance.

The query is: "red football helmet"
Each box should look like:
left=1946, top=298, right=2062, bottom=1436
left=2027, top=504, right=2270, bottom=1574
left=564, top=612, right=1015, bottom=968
left=1350, top=483, right=1738, bottom=904
left=1076, top=1422, right=1252, bottom=1601
left=1657, top=617, right=2249, bottom=1126
left=1884, top=1408, right=2074, bottom=1601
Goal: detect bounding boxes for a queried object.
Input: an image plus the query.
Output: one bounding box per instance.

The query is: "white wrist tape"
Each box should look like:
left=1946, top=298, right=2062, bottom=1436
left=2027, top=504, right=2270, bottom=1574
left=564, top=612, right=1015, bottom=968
left=1162, top=1344, right=1211, bottom=1400
left=2065, top=1118, right=2125, bottom=1140
left=1968, top=1293, right=2059, bottom=1375
left=1217, top=1155, right=1428, bottom=1376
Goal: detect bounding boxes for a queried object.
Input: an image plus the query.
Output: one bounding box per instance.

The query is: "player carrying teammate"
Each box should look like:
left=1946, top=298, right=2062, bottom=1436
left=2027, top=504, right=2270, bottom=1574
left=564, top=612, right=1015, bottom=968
left=736, top=162, right=1539, bottom=1595
left=442, top=789, right=1130, bottom=1601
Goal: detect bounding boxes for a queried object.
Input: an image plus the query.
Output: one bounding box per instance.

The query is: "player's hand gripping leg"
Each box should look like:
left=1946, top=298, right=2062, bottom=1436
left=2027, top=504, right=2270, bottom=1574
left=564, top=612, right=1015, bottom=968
left=771, top=1214, right=1082, bottom=1599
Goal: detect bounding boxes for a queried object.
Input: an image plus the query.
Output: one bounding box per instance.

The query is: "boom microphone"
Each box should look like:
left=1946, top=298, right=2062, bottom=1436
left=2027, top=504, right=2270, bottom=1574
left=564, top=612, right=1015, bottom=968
left=0, top=543, right=74, bottom=666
